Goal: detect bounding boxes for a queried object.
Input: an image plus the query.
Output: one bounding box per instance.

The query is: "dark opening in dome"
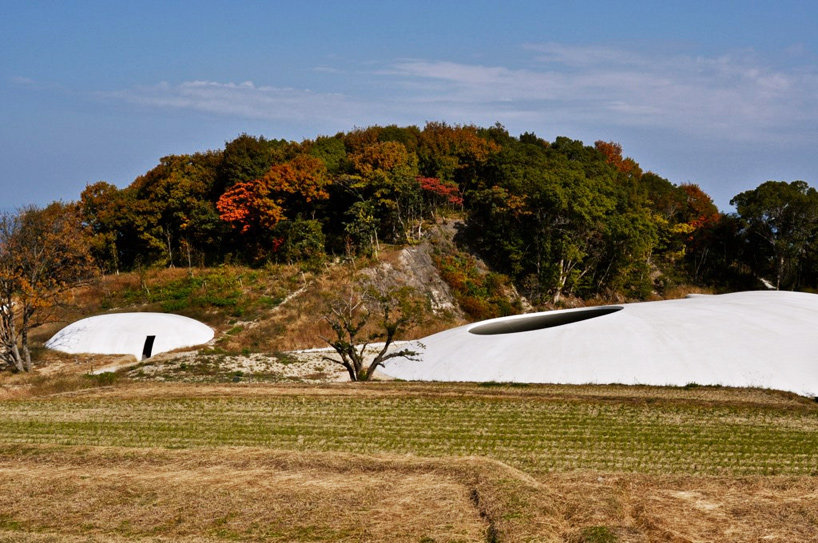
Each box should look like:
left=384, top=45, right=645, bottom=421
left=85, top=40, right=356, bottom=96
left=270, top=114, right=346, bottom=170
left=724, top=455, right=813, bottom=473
left=468, top=306, right=623, bottom=335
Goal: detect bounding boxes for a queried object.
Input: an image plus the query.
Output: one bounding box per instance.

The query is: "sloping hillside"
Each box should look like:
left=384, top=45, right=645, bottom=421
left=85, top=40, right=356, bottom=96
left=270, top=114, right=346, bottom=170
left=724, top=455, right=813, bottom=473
left=22, top=221, right=490, bottom=382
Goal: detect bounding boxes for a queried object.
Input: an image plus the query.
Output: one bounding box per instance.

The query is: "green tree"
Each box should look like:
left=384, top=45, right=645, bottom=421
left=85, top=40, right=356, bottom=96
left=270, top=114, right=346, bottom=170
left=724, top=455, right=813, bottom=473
left=272, top=219, right=326, bottom=265
left=468, top=134, right=660, bottom=304
left=731, top=180, right=818, bottom=290
left=219, top=134, right=295, bottom=191
left=79, top=181, right=128, bottom=273
left=348, top=141, right=423, bottom=243
left=127, top=152, right=225, bottom=267
left=307, top=135, right=348, bottom=174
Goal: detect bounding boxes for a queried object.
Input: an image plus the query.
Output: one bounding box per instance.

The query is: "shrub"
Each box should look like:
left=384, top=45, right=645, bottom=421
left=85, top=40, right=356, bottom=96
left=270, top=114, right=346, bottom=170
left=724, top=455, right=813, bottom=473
left=433, top=251, right=520, bottom=320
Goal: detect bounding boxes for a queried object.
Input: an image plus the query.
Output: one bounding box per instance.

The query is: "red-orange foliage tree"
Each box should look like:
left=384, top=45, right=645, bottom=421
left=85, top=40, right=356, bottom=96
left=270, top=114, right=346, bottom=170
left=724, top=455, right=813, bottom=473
left=217, top=155, right=331, bottom=235
left=680, top=183, right=720, bottom=230
left=678, top=183, right=722, bottom=280
left=418, top=176, right=463, bottom=207
left=595, top=140, right=643, bottom=180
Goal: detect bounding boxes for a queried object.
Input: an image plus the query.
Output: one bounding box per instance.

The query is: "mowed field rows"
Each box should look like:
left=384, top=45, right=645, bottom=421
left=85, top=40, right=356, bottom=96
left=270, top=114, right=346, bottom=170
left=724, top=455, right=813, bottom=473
left=1, top=382, right=817, bottom=542
left=1, top=383, right=817, bottom=476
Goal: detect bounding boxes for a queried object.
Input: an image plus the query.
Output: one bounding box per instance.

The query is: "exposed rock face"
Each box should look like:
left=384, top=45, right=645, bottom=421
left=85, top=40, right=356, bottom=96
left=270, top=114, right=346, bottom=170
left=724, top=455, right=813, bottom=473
left=360, top=221, right=466, bottom=319
left=396, top=243, right=462, bottom=315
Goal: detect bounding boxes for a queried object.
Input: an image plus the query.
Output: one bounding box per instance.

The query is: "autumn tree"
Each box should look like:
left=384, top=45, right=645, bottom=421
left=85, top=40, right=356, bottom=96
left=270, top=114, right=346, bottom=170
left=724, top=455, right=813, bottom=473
left=321, top=280, right=425, bottom=381
left=675, top=183, right=721, bottom=280
left=0, top=204, right=95, bottom=372
left=418, top=176, right=463, bottom=220
left=217, top=154, right=331, bottom=259
left=594, top=140, right=643, bottom=180
left=417, top=122, right=498, bottom=193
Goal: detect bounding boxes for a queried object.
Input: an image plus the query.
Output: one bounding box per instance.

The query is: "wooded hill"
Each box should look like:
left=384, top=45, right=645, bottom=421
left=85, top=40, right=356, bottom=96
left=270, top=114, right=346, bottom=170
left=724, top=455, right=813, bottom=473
left=27, top=123, right=818, bottom=311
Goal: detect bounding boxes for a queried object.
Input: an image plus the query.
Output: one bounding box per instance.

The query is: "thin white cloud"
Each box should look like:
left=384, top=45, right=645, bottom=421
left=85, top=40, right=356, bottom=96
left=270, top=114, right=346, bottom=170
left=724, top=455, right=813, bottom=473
left=9, top=75, right=36, bottom=86
left=525, top=42, right=649, bottom=67
left=100, top=80, right=370, bottom=125
left=383, top=46, right=818, bottom=143
left=96, top=44, right=818, bottom=145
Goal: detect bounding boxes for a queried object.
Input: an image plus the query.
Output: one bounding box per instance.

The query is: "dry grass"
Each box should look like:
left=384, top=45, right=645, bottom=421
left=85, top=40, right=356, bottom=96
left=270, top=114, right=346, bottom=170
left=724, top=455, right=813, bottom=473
left=2, top=362, right=816, bottom=541
left=0, top=444, right=815, bottom=542
left=45, top=249, right=464, bottom=358
left=24, top=380, right=812, bottom=412
left=540, top=471, right=818, bottom=542
left=0, top=446, right=492, bottom=542
left=0, top=360, right=126, bottom=400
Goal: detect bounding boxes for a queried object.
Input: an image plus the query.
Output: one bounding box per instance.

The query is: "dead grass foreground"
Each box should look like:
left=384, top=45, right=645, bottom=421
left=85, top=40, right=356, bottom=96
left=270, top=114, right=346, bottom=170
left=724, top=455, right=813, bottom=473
left=0, top=445, right=816, bottom=542
left=22, top=380, right=815, bottom=411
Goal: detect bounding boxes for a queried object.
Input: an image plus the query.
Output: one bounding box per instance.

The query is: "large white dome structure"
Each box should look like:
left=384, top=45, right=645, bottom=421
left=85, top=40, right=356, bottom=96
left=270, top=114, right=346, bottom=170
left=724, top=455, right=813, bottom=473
left=381, top=291, right=818, bottom=397
left=46, top=312, right=214, bottom=361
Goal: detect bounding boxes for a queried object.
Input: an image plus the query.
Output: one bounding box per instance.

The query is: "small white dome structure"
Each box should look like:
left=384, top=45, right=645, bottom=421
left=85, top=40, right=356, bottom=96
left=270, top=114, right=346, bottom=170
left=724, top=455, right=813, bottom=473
left=381, top=291, right=818, bottom=397
left=46, top=312, right=214, bottom=361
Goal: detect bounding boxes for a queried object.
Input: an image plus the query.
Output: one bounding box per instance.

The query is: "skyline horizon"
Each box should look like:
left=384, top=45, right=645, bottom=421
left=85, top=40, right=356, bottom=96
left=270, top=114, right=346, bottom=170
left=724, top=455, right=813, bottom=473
left=2, top=1, right=816, bottom=212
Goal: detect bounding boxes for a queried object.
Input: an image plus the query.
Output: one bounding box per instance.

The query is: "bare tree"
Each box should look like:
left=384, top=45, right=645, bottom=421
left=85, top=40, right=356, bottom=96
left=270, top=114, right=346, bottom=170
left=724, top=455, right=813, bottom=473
left=321, top=281, right=425, bottom=381
left=0, top=204, right=95, bottom=372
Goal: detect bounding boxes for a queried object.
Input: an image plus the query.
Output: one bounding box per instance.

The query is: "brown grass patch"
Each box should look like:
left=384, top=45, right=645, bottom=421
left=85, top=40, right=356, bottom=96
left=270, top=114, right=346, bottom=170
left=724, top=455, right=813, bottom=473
left=39, top=380, right=816, bottom=412
left=0, top=381, right=816, bottom=541
left=0, top=445, right=816, bottom=542
left=0, top=446, right=501, bottom=542
left=542, top=471, right=818, bottom=542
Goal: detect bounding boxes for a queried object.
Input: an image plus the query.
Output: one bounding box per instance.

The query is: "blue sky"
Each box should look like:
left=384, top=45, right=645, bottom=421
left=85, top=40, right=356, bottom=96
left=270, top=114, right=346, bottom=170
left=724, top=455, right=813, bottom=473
left=1, top=1, right=817, bottom=211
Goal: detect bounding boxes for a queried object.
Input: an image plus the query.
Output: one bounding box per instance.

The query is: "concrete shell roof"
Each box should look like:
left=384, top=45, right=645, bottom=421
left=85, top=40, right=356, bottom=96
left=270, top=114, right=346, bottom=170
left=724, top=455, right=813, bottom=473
left=381, top=291, right=818, bottom=397
left=46, top=312, right=214, bottom=361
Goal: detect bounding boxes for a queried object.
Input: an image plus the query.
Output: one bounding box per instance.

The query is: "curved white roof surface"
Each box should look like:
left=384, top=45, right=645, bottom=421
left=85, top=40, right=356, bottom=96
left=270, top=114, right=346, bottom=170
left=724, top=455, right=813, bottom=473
left=46, top=312, right=214, bottom=361
left=381, top=291, right=818, bottom=397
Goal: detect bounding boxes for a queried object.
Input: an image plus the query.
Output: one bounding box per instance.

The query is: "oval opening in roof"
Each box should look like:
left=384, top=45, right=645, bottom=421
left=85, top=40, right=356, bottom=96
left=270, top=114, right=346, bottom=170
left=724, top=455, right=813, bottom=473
left=468, top=306, right=623, bottom=335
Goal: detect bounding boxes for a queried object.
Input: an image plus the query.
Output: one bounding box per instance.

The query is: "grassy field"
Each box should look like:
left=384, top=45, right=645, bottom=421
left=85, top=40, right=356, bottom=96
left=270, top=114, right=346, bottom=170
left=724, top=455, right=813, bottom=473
left=0, top=381, right=816, bottom=541
left=2, top=382, right=817, bottom=477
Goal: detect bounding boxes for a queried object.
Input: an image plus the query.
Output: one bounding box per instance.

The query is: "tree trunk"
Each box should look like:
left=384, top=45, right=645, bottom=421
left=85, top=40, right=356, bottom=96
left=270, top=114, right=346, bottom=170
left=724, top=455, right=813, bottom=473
left=5, top=318, right=25, bottom=373
left=553, top=258, right=569, bottom=304
left=21, top=313, right=31, bottom=372
left=10, top=344, right=24, bottom=373
left=165, top=227, right=174, bottom=268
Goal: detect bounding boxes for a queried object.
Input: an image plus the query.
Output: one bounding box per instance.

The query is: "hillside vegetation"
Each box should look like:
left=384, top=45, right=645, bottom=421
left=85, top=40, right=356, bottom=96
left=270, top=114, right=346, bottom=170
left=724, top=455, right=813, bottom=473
left=2, top=123, right=818, bottom=541
left=73, top=123, right=818, bottom=303
left=5, top=122, right=818, bottom=376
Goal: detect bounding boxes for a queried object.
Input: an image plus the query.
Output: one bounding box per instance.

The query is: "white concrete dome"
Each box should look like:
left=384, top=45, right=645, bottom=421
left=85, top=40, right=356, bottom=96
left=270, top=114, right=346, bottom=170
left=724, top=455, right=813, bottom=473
left=381, top=291, right=818, bottom=397
left=46, top=312, right=214, bottom=361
